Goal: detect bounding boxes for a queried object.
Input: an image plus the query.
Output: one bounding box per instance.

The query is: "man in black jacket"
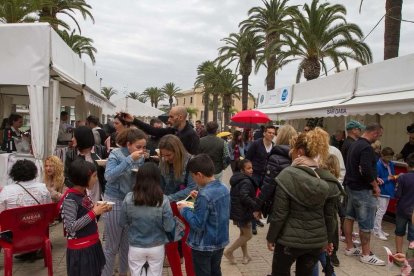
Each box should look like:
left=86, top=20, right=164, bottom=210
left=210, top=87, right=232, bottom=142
left=246, top=125, right=276, bottom=188
left=343, top=122, right=385, bottom=266
left=124, top=106, right=199, bottom=155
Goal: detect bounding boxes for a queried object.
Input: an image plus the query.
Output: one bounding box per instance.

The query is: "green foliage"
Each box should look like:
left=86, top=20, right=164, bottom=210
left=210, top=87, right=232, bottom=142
left=141, top=87, right=166, bottom=108
left=101, top=86, right=117, bottom=100
left=281, top=0, right=373, bottom=81
left=161, top=82, right=182, bottom=109
left=57, top=29, right=97, bottom=64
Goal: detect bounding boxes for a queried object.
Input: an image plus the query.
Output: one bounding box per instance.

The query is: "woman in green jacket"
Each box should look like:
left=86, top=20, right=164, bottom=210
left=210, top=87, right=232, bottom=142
left=266, top=127, right=342, bottom=276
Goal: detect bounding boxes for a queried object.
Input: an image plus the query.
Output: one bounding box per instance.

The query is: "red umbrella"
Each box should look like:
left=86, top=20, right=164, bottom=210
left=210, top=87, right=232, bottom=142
left=231, top=110, right=271, bottom=124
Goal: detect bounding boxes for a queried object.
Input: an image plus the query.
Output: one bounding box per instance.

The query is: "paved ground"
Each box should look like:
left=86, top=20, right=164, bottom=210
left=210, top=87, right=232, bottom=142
left=0, top=167, right=409, bottom=275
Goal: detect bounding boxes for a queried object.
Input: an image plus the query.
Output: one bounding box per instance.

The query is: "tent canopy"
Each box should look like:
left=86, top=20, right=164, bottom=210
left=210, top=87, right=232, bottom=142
left=103, top=97, right=164, bottom=118
left=258, top=53, right=414, bottom=120
left=0, top=23, right=114, bottom=160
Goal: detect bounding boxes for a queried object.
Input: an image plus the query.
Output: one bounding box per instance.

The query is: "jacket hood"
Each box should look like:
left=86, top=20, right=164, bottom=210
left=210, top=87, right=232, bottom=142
left=270, top=145, right=290, bottom=157
left=230, top=172, right=253, bottom=187
left=276, top=166, right=330, bottom=208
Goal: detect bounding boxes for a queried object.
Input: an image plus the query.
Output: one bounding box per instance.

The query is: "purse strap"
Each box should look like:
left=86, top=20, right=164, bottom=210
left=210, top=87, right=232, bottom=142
left=16, top=182, right=41, bottom=205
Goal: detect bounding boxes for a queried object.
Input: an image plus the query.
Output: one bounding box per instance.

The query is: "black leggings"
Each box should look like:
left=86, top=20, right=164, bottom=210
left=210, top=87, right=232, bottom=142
left=272, top=244, right=320, bottom=276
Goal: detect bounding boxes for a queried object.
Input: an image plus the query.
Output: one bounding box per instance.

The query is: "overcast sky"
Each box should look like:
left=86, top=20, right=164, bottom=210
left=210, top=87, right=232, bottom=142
left=73, top=0, right=414, bottom=101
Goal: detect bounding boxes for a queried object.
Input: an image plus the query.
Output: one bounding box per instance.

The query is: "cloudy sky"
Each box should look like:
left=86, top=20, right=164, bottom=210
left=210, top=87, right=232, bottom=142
left=73, top=0, right=414, bottom=101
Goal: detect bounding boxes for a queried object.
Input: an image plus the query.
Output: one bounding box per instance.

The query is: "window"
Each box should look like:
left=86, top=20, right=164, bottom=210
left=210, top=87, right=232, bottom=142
left=232, top=100, right=235, bottom=106
left=202, top=98, right=204, bottom=104
left=184, top=98, right=186, bottom=105
left=200, top=111, right=204, bottom=120
left=190, top=97, right=193, bottom=104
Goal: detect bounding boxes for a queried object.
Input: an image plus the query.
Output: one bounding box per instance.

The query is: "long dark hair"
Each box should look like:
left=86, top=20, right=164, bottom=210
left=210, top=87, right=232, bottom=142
left=133, top=163, right=163, bottom=207
left=231, top=130, right=243, bottom=148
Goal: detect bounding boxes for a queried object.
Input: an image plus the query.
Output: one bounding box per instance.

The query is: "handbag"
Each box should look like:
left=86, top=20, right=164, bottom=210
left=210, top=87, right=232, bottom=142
left=166, top=216, right=186, bottom=242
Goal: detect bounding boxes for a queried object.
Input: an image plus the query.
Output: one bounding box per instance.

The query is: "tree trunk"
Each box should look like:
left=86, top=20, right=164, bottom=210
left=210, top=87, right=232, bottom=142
left=203, top=92, right=209, bottom=124
left=169, top=97, right=173, bottom=109
left=223, top=95, right=231, bottom=131
left=265, top=33, right=278, bottom=91
left=384, top=0, right=402, bottom=60
left=303, top=57, right=321, bottom=81
left=212, top=93, right=219, bottom=122
left=242, top=74, right=249, bottom=110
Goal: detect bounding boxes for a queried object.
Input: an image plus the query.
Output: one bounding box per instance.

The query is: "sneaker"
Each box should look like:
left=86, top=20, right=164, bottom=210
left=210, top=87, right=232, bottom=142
left=340, top=236, right=346, bottom=242
left=344, top=247, right=362, bottom=256
left=374, top=231, right=388, bottom=241
left=252, top=229, right=257, bottom=235
left=381, top=231, right=389, bottom=237
left=331, top=253, right=340, bottom=267
left=360, top=253, right=385, bottom=266
left=352, top=232, right=360, bottom=238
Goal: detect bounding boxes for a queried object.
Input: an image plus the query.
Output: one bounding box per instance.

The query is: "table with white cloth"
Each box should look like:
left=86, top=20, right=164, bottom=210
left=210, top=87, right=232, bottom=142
left=0, top=153, right=43, bottom=187
left=53, top=145, right=69, bottom=164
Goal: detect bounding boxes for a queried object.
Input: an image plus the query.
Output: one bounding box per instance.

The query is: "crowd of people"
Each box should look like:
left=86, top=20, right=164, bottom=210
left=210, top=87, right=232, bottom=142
left=0, top=107, right=413, bottom=276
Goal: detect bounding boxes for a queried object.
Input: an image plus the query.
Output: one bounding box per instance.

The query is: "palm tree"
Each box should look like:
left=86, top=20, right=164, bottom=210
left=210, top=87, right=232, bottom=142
left=100, top=86, right=117, bottom=100
left=196, top=63, right=228, bottom=122
left=218, top=69, right=241, bottom=130
left=141, top=87, right=166, bottom=108
left=0, top=0, right=48, bottom=23
left=360, top=0, right=403, bottom=60
left=283, top=0, right=372, bottom=82
left=240, top=0, right=296, bottom=91
left=127, top=92, right=140, bottom=100
left=161, top=82, right=182, bottom=109
left=57, top=29, right=97, bottom=63
left=186, top=107, right=198, bottom=123
left=217, top=29, right=263, bottom=110
left=194, top=61, right=214, bottom=123
left=39, top=0, right=94, bottom=33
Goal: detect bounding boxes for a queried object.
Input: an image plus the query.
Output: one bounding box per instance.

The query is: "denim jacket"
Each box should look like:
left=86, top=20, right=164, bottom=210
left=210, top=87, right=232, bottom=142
left=161, top=155, right=197, bottom=202
left=119, top=193, right=175, bottom=248
left=227, top=141, right=246, bottom=160
left=104, top=147, right=144, bottom=200
left=180, top=180, right=230, bottom=251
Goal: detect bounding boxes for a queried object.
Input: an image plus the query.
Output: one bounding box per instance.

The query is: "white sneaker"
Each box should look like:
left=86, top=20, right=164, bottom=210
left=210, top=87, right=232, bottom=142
left=381, top=230, right=389, bottom=237
left=340, top=236, right=346, bottom=242
left=352, top=232, right=360, bottom=238
left=344, top=247, right=362, bottom=256
left=374, top=231, right=388, bottom=241
left=360, top=253, right=385, bottom=266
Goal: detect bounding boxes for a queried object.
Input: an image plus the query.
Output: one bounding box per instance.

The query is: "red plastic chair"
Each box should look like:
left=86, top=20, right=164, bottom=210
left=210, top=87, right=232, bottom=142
left=0, top=203, right=57, bottom=276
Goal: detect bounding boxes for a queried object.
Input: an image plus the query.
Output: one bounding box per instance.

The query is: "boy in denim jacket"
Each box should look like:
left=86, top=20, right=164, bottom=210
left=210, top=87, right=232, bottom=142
left=178, top=154, right=230, bottom=276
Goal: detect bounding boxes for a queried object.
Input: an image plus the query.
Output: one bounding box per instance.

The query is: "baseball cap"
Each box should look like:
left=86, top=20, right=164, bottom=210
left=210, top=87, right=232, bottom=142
left=346, top=120, right=365, bottom=130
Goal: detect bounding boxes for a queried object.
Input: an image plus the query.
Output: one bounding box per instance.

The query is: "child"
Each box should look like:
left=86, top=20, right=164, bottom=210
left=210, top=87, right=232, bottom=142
left=395, top=152, right=414, bottom=254
left=177, top=154, right=230, bottom=276
left=313, top=154, right=341, bottom=276
left=374, top=147, right=396, bottom=241
left=224, top=159, right=259, bottom=265
left=119, top=162, right=176, bottom=276
left=61, top=159, right=112, bottom=276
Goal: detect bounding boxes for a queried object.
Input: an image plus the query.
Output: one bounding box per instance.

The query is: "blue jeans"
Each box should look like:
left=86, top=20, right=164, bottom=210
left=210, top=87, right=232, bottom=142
left=395, top=215, right=414, bottom=241
left=192, top=248, right=224, bottom=276
left=312, top=252, right=336, bottom=276
left=345, top=188, right=377, bottom=232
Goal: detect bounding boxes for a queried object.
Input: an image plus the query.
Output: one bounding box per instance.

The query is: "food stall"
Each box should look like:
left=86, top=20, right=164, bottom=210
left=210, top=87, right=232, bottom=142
left=0, top=23, right=115, bottom=186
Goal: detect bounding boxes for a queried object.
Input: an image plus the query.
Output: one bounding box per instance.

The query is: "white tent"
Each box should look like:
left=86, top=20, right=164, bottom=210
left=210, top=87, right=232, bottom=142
left=103, top=97, right=164, bottom=118
left=257, top=53, right=414, bottom=152
left=0, top=23, right=115, bottom=161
